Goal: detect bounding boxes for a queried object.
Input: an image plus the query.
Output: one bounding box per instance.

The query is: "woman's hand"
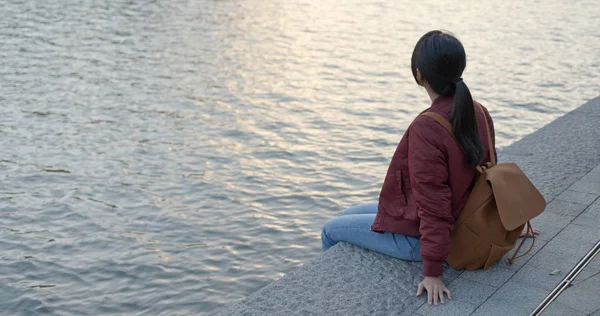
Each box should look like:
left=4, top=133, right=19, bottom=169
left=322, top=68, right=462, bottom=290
left=417, top=276, right=452, bottom=305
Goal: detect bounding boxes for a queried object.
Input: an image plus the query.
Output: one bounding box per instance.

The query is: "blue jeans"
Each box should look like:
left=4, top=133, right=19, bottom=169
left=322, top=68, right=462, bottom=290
left=321, top=203, right=422, bottom=261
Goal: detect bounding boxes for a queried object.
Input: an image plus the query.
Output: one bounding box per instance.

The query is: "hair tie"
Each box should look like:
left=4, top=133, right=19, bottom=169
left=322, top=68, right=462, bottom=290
left=452, top=77, right=463, bottom=84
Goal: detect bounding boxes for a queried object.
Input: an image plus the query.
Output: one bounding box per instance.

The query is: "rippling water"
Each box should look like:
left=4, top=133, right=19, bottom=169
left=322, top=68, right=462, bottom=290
left=1, top=0, right=598, bottom=315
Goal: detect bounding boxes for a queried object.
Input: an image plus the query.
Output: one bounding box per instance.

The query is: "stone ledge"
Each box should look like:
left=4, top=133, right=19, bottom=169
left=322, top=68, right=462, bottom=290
left=217, top=96, right=600, bottom=316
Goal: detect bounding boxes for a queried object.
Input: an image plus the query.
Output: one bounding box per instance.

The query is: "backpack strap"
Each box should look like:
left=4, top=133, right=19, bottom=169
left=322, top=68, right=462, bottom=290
left=421, top=103, right=497, bottom=166
left=477, top=103, right=497, bottom=166
left=508, top=221, right=536, bottom=263
left=420, top=112, right=455, bottom=139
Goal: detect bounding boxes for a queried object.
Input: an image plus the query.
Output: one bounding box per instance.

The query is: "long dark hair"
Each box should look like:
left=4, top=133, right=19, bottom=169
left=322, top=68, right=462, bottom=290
left=411, top=30, right=483, bottom=168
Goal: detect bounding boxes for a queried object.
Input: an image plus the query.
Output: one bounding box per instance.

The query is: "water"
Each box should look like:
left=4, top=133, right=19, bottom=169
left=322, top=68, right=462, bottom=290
left=0, top=0, right=598, bottom=314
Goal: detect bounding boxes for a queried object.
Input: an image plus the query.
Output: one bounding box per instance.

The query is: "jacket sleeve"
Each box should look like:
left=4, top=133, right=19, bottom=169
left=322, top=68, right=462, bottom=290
left=407, top=118, right=454, bottom=277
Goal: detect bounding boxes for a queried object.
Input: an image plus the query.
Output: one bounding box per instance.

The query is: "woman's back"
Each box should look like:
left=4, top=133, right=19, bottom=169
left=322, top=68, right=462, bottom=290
left=322, top=30, right=506, bottom=306
left=372, top=95, right=497, bottom=278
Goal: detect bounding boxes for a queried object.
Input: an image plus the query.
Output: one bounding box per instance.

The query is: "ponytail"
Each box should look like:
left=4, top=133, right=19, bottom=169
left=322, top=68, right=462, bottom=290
left=451, top=79, right=483, bottom=168
left=411, top=30, right=484, bottom=168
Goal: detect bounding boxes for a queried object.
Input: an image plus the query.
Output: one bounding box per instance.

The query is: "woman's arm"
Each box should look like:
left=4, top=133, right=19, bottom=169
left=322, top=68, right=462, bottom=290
left=407, top=117, right=455, bottom=304
left=408, top=117, right=455, bottom=276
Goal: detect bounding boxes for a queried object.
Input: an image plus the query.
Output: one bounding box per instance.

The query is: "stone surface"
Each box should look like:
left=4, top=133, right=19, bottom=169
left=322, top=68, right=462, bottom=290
left=543, top=200, right=588, bottom=217
left=217, top=97, right=600, bottom=315
left=540, top=302, right=586, bottom=316
left=475, top=280, right=548, bottom=315
left=443, top=278, right=497, bottom=306
left=571, top=213, right=600, bottom=229
left=512, top=248, right=580, bottom=290
left=585, top=197, right=600, bottom=216
left=569, top=180, right=600, bottom=195
left=460, top=266, right=515, bottom=288
left=494, top=251, right=534, bottom=270
left=555, top=189, right=599, bottom=206
left=543, top=224, right=598, bottom=256
left=579, top=171, right=600, bottom=185
left=490, top=279, right=548, bottom=303
left=552, top=272, right=600, bottom=314
left=529, top=211, right=574, bottom=242
left=416, top=300, right=478, bottom=316
left=570, top=266, right=600, bottom=286
left=544, top=254, right=600, bottom=315
left=591, top=164, right=600, bottom=175
left=471, top=298, right=532, bottom=316
left=497, top=97, right=600, bottom=199
left=218, top=242, right=425, bottom=316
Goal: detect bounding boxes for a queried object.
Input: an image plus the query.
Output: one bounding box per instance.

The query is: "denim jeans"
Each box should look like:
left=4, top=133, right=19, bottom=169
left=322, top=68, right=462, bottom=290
left=321, top=203, right=422, bottom=261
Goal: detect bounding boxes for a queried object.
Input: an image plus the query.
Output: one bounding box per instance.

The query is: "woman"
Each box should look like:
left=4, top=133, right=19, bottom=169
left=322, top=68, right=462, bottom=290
left=321, top=31, right=538, bottom=306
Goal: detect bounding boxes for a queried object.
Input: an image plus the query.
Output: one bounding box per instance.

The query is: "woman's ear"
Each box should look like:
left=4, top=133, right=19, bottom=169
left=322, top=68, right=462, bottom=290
left=416, top=68, right=423, bottom=85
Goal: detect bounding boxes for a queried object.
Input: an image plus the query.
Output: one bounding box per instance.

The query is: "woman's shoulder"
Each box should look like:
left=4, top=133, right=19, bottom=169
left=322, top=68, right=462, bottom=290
left=411, top=105, right=452, bottom=130
left=408, top=110, right=454, bottom=147
left=474, top=100, right=492, bottom=116
left=410, top=111, right=441, bottom=133
left=474, top=101, right=495, bottom=126
left=410, top=100, right=493, bottom=132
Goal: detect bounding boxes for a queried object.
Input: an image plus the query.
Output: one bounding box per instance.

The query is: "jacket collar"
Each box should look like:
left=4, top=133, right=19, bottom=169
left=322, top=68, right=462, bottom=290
left=431, top=94, right=454, bottom=110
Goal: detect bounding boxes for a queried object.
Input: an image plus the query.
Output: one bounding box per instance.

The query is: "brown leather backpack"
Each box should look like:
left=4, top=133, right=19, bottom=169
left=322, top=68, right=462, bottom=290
left=421, top=105, right=546, bottom=270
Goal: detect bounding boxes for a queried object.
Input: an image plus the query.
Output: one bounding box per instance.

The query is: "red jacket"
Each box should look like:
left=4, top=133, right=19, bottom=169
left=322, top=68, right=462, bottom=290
left=371, top=95, right=496, bottom=277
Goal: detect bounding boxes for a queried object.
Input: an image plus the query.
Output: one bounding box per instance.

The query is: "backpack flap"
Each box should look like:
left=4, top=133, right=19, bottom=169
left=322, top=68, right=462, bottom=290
left=485, top=162, right=546, bottom=230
